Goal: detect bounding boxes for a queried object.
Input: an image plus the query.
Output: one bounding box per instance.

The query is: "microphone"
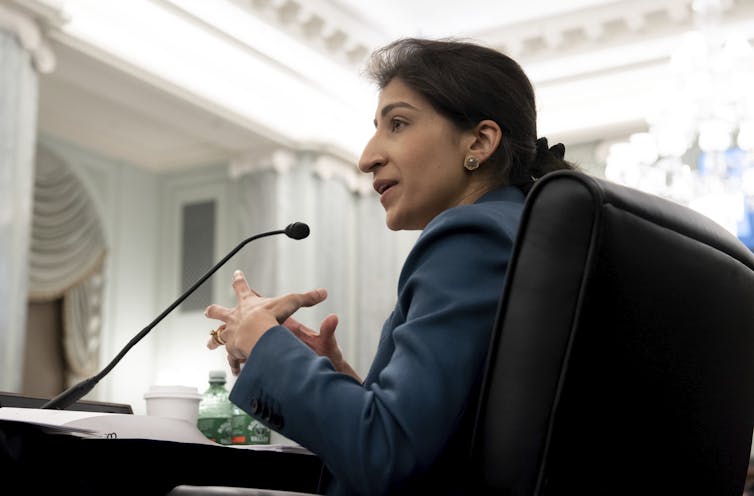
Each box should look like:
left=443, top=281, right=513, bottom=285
left=41, top=222, right=310, bottom=410
left=285, top=222, right=309, bottom=240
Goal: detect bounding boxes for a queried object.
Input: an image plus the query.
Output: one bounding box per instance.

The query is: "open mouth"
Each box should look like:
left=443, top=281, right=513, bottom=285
left=374, top=180, right=397, bottom=195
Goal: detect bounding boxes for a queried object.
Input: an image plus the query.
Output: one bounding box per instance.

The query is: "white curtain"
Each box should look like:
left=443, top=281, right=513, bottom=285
left=28, top=144, right=107, bottom=386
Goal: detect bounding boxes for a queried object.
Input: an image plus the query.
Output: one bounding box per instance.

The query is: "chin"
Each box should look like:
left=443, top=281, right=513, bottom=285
left=385, top=206, right=427, bottom=231
left=385, top=219, right=402, bottom=231
left=385, top=213, right=404, bottom=231
left=386, top=216, right=422, bottom=231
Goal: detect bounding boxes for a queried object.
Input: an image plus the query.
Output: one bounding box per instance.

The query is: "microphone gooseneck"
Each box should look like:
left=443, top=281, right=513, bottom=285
left=41, top=222, right=311, bottom=410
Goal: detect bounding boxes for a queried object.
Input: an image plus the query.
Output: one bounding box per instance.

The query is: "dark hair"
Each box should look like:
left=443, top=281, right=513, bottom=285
left=365, top=37, right=576, bottom=192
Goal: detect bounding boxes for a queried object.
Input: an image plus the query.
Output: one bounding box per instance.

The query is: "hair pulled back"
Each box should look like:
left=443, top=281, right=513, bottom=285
left=365, top=37, right=575, bottom=192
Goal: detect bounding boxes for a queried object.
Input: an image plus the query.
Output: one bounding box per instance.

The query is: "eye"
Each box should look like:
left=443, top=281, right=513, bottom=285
left=390, top=118, right=407, bottom=132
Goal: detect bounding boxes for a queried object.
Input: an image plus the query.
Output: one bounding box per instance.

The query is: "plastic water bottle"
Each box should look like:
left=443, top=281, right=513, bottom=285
left=231, top=403, right=271, bottom=445
left=197, top=370, right=232, bottom=445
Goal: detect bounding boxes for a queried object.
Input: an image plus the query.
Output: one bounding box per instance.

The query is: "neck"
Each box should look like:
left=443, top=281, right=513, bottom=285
left=459, top=179, right=497, bottom=206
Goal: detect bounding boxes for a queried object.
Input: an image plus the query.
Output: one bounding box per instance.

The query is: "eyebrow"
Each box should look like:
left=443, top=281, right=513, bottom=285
left=373, top=101, right=418, bottom=127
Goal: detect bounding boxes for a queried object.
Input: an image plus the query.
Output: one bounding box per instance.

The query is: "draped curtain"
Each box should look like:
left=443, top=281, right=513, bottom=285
left=28, top=144, right=107, bottom=386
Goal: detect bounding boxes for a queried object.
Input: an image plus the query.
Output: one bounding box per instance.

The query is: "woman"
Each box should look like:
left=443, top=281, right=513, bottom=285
left=205, top=37, right=575, bottom=495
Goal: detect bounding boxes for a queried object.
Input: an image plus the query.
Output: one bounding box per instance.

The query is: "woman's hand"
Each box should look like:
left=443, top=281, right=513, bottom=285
left=285, top=314, right=362, bottom=382
left=205, top=269, right=327, bottom=375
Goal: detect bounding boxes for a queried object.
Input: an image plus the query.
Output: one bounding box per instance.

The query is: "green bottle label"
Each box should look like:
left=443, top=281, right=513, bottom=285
left=198, top=417, right=232, bottom=445
left=231, top=413, right=251, bottom=445
left=231, top=412, right=271, bottom=445
left=248, top=419, right=271, bottom=445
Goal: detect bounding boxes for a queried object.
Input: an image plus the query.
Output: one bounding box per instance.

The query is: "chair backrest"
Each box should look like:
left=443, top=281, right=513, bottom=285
left=470, top=170, right=754, bottom=495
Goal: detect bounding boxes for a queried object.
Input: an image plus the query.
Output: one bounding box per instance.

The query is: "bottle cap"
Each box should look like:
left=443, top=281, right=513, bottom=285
left=209, top=369, right=226, bottom=382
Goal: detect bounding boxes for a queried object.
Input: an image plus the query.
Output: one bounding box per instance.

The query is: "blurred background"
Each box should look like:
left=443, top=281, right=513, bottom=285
left=2, top=0, right=754, bottom=415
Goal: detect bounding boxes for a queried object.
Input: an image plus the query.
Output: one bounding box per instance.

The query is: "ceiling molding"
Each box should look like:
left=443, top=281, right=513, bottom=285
left=17, top=0, right=754, bottom=171
left=229, top=0, right=384, bottom=68
left=481, top=0, right=690, bottom=59
left=7, top=0, right=69, bottom=29
left=0, top=1, right=66, bottom=72
left=210, top=0, right=754, bottom=79
left=38, top=39, right=281, bottom=171
left=480, top=0, right=754, bottom=70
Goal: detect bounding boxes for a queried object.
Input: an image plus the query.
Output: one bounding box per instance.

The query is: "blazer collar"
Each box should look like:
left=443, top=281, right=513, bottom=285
left=475, top=185, right=526, bottom=204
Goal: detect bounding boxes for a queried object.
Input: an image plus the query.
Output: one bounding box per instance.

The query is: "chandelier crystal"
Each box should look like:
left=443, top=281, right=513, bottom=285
left=605, top=0, right=754, bottom=242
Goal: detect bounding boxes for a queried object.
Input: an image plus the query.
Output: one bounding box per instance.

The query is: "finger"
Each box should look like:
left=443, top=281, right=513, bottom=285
left=228, top=354, right=244, bottom=376
left=205, top=303, right=232, bottom=321
left=272, top=289, right=327, bottom=323
left=207, top=335, right=221, bottom=350
left=285, top=288, right=327, bottom=310
left=284, top=317, right=317, bottom=338
left=232, top=269, right=252, bottom=303
left=207, top=324, right=228, bottom=350
left=319, top=313, right=339, bottom=338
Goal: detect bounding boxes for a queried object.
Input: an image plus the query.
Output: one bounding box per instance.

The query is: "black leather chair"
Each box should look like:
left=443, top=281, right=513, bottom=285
left=470, top=169, right=754, bottom=495
left=170, top=170, right=754, bottom=495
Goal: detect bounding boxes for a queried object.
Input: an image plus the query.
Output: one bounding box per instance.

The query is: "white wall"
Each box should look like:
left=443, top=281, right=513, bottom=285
left=38, top=136, right=423, bottom=415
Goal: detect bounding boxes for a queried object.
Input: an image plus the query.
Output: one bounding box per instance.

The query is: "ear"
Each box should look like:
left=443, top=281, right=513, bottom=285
left=466, top=120, right=502, bottom=163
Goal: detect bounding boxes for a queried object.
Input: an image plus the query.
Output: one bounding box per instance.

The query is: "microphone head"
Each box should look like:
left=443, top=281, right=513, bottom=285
left=285, top=222, right=310, bottom=240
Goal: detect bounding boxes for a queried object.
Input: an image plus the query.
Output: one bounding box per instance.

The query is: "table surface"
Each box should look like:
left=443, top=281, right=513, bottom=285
left=0, top=419, right=325, bottom=495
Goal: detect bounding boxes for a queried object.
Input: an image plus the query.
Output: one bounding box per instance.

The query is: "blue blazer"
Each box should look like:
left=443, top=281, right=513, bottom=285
left=230, top=186, right=525, bottom=495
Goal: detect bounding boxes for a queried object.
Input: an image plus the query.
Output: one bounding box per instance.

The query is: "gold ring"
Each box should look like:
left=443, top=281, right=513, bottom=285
left=210, top=326, right=226, bottom=345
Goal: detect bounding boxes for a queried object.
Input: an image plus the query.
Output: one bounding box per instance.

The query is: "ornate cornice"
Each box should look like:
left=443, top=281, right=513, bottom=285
left=478, top=0, right=754, bottom=69
left=229, top=0, right=754, bottom=84
left=0, top=1, right=66, bottom=73
left=229, top=0, right=383, bottom=67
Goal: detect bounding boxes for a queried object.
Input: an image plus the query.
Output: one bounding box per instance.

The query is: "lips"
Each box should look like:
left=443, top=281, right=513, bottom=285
left=373, top=179, right=397, bottom=195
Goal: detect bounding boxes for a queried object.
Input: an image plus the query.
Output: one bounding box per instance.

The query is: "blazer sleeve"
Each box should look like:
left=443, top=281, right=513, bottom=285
left=229, top=202, right=520, bottom=495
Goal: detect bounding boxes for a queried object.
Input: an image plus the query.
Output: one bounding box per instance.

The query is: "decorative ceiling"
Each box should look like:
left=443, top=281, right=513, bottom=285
left=9, top=0, right=754, bottom=170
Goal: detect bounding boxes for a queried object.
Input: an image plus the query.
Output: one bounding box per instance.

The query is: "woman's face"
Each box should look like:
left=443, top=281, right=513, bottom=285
left=358, top=78, right=478, bottom=230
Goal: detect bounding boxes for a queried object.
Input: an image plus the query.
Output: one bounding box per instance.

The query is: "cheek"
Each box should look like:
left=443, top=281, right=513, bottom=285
left=408, top=138, right=456, bottom=173
left=397, top=128, right=465, bottom=190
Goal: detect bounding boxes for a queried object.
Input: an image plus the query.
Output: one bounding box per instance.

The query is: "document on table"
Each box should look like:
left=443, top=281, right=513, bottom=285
left=0, top=407, right=313, bottom=454
left=0, top=407, right=213, bottom=444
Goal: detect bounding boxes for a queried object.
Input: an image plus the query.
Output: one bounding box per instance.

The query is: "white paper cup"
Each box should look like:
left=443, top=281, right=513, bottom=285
left=143, top=385, right=202, bottom=424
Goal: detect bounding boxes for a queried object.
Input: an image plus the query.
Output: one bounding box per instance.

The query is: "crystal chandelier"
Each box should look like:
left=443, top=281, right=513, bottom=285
left=605, top=0, right=754, bottom=243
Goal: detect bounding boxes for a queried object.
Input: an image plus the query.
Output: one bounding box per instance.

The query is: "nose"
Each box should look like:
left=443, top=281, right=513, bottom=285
left=358, top=134, right=385, bottom=173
